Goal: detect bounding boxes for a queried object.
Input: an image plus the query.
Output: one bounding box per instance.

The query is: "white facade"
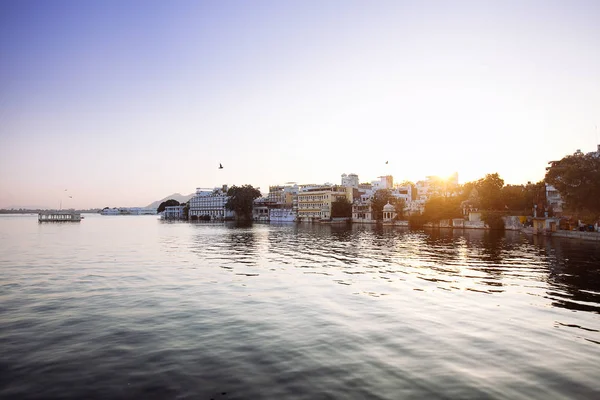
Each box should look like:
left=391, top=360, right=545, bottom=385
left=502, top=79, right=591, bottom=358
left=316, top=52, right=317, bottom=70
left=189, top=186, right=233, bottom=220
left=341, top=173, right=359, bottom=188
left=269, top=208, right=296, bottom=222
left=352, top=199, right=374, bottom=223
left=372, top=175, right=393, bottom=191
left=162, top=205, right=185, bottom=219
left=101, top=207, right=157, bottom=215
left=545, top=184, right=564, bottom=214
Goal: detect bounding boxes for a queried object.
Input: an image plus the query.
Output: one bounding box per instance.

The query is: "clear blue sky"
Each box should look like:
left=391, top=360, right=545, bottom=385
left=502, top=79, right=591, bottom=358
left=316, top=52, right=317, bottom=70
left=1, top=0, right=599, bottom=208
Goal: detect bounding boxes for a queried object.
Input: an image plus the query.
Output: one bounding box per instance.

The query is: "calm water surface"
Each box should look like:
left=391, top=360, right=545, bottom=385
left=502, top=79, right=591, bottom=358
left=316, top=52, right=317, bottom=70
left=1, top=214, right=599, bottom=399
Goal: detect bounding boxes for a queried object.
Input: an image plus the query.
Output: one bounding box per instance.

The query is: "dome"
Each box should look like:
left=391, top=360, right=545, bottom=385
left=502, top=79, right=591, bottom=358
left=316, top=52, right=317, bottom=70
left=383, top=202, right=395, bottom=212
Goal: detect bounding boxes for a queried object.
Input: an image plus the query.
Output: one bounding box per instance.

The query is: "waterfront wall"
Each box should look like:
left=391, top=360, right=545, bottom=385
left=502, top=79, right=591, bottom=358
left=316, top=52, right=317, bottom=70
left=550, top=231, right=600, bottom=242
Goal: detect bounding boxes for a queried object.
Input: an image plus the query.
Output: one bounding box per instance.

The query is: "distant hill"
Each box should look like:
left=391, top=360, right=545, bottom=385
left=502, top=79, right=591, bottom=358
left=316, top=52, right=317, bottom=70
left=146, top=193, right=194, bottom=209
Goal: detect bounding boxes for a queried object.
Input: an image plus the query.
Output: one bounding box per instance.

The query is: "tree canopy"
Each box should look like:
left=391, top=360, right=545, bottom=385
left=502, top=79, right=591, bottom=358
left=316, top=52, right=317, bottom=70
left=545, top=151, right=600, bottom=216
left=423, top=196, right=462, bottom=221
left=331, top=197, right=352, bottom=218
left=157, top=199, right=180, bottom=213
left=225, top=185, right=262, bottom=220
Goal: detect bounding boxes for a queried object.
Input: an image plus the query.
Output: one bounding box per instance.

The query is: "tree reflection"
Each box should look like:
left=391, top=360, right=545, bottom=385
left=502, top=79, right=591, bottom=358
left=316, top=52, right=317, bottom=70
left=543, top=238, right=600, bottom=313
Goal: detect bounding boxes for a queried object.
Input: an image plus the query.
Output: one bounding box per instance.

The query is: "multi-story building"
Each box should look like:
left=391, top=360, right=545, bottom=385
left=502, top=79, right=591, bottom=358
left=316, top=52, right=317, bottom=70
left=261, top=184, right=298, bottom=221
left=162, top=205, right=185, bottom=220
left=252, top=197, right=270, bottom=221
left=352, top=199, right=374, bottom=223
left=297, top=184, right=353, bottom=222
left=188, top=185, right=233, bottom=220
left=372, top=175, right=393, bottom=191
left=341, top=173, right=359, bottom=188
left=545, top=184, right=564, bottom=215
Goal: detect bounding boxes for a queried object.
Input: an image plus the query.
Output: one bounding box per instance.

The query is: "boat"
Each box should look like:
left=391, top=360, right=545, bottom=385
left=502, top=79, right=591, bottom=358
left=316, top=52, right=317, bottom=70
left=38, top=211, right=82, bottom=222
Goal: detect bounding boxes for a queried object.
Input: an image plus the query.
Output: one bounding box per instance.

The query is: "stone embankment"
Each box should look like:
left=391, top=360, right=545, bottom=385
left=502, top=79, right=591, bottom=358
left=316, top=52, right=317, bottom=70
left=548, top=230, right=600, bottom=242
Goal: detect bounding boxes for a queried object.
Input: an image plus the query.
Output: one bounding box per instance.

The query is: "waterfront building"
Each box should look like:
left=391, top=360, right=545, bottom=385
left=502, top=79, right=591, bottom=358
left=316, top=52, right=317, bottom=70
left=382, top=202, right=397, bottom=224
left=252, top=197, right=271, bottom=221
left=101, top=207, right=157, bottom=215
left=255, top=184, right=299, bottom=222
left=189, top=185, right=233, bottom=220
left=352, top=199, right=375, bottom=223
left=297, top=184, right=353, bottom=222
left=162, top=205, right=185, bottom=220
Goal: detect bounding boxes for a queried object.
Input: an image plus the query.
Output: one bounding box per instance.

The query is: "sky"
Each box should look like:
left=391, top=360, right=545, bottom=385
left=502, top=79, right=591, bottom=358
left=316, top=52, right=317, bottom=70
left=1, top=0, right=599, bottom=209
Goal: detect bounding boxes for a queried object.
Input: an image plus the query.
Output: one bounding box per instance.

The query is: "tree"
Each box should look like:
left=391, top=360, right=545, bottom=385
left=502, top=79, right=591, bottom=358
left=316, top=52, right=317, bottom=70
left=545, top=151, right=600, bottom=217
left=225, top=185, right=262, bottom=220
left=477, top=173, right=504, bottom=210
left=157, top=199, right=180, bottom=213
left=182, top=201, right=189, bottom=220
left=371, top=189, right=404, bottom=220
left=331, top=197, right=352, bottom=218
left=422, top=196, right=462, bottom=221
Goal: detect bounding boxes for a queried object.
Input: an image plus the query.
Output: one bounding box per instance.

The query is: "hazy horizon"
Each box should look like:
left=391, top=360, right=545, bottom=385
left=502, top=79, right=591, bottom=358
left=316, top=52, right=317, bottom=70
left=2, top=0, right=599, bottom=209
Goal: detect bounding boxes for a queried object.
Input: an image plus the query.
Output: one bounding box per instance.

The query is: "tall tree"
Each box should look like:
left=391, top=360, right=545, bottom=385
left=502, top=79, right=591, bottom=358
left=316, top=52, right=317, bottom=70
left=477, top=173, right=504, bottom=210
left=225, top=185, right=262, bottom=220
left=423, top=196, right=462, bottom=221
left=331, top=197, right=352, bottom=218
left=545, top=151, right=600, bottom=217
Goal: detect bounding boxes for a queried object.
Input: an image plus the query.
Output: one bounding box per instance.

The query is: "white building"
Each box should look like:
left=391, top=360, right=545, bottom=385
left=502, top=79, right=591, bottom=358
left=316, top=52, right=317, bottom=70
left=162, top=205, right=185, bottom=220
left=545, top=184, right=564, bottom=215
left=352, top=199, right=375, bottom=223
left=341, top=173, right=359, bottom=188
left=258, top=184, right=299, bottom=222
left=101, top=207, right=157, bottom=215
left=372, top=175, right=393, bottom=191
left=189, top=185, right=233, bottom=220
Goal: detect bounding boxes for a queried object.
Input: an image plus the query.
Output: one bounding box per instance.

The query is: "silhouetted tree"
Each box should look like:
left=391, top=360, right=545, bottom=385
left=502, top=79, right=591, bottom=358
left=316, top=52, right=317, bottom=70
left=423, top=196, right=462, bottom=221
left=545, top=150, right=600, bottom=218
left=225, top=185, right=262, bottom=220
left=331, top=198, right=352, bottom=218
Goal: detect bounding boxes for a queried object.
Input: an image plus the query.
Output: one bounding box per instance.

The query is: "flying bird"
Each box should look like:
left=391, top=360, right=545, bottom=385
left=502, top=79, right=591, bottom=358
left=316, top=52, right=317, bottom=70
left=219, top=163, right=223, bottom=169
left=385, top=161, right=388, bottom=164
left=69, top=196, right=72, bottom=198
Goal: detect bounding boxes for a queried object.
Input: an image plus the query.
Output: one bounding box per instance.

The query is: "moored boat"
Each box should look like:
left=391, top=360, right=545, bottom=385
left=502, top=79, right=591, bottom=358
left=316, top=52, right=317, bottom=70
left=38, top=211, right=82, bottom=222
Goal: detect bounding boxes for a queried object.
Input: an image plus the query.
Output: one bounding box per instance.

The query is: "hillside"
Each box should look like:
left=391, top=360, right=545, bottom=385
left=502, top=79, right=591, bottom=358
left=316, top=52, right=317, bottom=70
left=146, top=193, right=194, bottom=209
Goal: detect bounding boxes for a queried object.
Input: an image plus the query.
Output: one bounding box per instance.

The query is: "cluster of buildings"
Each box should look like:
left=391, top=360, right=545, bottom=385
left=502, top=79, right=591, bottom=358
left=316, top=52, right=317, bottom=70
left=163, top=172, right=462, bottom=223
left=101, top=207, right=157, bottom=215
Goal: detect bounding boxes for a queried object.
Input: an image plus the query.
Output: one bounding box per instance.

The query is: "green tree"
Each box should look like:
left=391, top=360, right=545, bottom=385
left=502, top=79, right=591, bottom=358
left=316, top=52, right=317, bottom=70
left=545, top=151, right=600, bottom=217
left=157, top=199, right=180, bottom=213
left=182, top=201, right=189, bottom=220
left=422, top=196, right=462, bottom=221
left=477, top=173, right=504, bottom=210
left=371, top=189, right=404, bottom=220
left=331, top=197, right=352, bottom=218
left=226, top=185, right=262, bottom=220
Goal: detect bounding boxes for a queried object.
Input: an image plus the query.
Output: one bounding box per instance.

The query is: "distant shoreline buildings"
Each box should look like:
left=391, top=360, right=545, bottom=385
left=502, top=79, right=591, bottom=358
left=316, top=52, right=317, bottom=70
left=181, top=171, right=460, bottom=224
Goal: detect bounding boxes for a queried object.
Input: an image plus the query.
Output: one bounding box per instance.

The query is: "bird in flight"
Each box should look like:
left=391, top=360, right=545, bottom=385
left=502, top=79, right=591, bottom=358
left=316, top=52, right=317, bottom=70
left=69, top=196, right=72, bottom=198
left=385, top=161, right=388, bottom=164
left=219, top=163, right=223, bottom=169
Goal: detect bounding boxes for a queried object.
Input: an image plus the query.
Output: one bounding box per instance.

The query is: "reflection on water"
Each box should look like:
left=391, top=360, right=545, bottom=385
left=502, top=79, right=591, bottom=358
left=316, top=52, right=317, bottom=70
left=1, top=215, right=599, bottom=399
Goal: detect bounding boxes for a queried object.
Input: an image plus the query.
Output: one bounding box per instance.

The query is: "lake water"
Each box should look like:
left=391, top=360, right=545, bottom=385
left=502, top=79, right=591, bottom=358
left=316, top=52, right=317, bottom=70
left=1, top=214, right=599, bottom=399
